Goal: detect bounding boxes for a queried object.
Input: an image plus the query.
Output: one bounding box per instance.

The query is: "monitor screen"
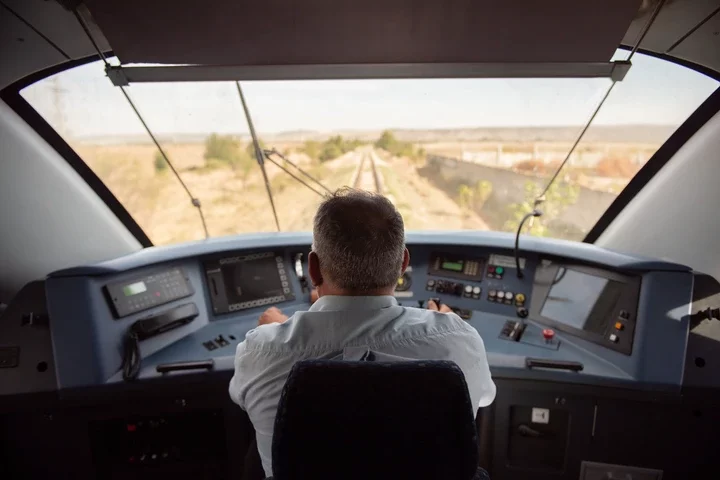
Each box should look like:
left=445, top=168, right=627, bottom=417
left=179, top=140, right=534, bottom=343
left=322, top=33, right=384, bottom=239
left=205, top=252, right=293, bottom=314
left=540, top=268, right=621, bottom=334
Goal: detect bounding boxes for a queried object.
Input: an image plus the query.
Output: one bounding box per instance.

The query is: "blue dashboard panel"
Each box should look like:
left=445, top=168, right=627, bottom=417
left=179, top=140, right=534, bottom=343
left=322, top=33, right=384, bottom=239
left=50, top=231, right=690, bottom=277
left=44, top=232, right=694, bottom=391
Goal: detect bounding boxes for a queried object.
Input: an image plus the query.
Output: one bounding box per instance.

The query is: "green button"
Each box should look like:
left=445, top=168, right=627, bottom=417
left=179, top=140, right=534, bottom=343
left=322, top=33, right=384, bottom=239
left=495, top=267, right=504, bottom=274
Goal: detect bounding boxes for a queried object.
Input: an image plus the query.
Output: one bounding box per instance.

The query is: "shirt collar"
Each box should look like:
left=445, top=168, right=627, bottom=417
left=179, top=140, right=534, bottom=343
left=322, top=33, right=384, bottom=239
left=308, top=295, right=398, bottom=312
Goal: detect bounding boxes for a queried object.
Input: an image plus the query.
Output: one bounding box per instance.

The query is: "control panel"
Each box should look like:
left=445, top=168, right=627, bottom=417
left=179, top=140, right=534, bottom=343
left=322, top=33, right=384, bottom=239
left=104, top=268, right=194, bottom=318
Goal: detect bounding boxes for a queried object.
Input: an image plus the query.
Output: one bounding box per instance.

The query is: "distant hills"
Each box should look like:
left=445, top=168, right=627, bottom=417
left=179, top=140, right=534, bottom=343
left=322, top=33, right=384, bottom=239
left=75, top=125, right=674, bottom=146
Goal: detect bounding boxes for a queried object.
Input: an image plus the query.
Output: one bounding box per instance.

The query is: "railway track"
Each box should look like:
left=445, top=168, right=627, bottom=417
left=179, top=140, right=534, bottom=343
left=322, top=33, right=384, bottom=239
left=352, top=150, right=384, bottom=194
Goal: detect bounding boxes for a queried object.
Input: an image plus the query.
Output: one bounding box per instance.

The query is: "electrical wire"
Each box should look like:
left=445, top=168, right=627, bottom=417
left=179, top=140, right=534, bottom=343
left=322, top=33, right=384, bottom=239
left=121, top=331, right=141, bottom=381
left=73, top=8, right=210, bottom=239
left=535, top=0, right=667, bottom=204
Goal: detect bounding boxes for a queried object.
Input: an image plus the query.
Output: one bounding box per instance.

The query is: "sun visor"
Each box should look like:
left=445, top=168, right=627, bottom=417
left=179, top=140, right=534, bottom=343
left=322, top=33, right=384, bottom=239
left=84, top=0, right=641, bottom=67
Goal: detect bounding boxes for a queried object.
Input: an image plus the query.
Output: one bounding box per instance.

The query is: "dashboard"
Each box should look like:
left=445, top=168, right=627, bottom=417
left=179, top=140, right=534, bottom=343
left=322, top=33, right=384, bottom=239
left=3, top=231, right=715, bottom=480
left=29, top=231, right=691, bottom=390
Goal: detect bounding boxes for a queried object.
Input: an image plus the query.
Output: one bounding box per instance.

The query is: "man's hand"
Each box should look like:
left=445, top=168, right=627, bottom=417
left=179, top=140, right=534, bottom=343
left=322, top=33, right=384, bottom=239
left=427, top=299, right=453, bottom=313
left=258, top=307, right=288, bottom=326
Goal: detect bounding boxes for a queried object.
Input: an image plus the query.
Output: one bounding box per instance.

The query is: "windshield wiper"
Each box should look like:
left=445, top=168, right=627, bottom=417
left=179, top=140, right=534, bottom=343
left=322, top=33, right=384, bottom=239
left=534, top=0, right=667, bottom=210
left=235, top=82, right=333, bottom=230
left=235, top=82, right=281, bottom=232
left=74, top=9, right=210, bottom=239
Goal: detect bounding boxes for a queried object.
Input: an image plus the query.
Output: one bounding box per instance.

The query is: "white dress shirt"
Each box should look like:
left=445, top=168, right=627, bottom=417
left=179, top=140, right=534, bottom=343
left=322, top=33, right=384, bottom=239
left=229, top=295, right=496, bottom=477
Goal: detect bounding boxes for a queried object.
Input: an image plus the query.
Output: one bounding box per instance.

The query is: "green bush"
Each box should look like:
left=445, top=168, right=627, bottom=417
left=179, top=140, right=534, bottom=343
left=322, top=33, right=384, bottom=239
left=204, top=134, right=241, bottom=166
left=503, top=181, right=579, bottom=237
left=203, top=134, right=257, bottom=185
left=153, top=150, right=168, bottom=174
left=316, top=135, right=363, bottom=163
left=301, top=140, right=322, bottom=160
left=375, top=130, right=422, bottom=160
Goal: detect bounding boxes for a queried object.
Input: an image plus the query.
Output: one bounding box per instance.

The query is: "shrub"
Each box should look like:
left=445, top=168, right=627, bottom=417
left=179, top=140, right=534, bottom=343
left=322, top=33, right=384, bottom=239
left=153, top=150, right=168, bottom=174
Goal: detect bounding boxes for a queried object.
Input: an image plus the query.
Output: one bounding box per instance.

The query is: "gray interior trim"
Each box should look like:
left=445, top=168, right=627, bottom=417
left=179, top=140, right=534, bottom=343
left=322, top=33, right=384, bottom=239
left=107, top=61, right=630, bottom=84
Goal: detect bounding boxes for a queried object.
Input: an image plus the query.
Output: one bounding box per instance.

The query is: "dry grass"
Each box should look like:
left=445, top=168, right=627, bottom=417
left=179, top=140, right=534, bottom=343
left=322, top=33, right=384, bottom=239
left=73, top=143, right=360, bottom=244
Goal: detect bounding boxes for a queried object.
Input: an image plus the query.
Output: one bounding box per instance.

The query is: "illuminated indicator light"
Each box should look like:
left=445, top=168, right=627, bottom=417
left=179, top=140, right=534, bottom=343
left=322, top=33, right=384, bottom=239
left=515, top=293, right=526, bottom=304
left=615, top=322, right=624, bottom=330
left=495, top=267, right=504, bottom=275
left=127, top=424, right=137, bottom=432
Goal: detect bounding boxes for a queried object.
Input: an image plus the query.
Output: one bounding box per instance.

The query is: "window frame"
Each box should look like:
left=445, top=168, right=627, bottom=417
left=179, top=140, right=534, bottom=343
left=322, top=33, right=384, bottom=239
left=1, top=49, right=718, bottom=246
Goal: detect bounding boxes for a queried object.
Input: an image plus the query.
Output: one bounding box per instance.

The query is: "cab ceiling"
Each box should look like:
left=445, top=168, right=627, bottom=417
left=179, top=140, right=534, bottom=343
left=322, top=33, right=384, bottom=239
left=0, top=0, right=719, bottom=89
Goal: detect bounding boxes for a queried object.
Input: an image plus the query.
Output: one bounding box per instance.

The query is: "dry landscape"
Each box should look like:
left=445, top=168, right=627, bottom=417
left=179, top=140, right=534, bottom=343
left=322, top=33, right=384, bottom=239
left=71, top=126, right=666, bottom=245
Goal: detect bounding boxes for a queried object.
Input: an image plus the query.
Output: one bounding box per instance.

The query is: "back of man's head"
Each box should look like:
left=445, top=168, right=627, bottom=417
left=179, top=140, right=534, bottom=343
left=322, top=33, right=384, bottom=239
left=312, top=188, right=405, bottom=292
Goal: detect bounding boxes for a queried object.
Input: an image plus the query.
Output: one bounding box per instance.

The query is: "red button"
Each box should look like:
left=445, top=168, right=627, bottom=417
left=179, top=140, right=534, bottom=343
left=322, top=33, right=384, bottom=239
left=542, top=329, right=555, bottom=340
left=127, top=424, right=137, bottom=432
left=488, top=266, right=495, bottom=273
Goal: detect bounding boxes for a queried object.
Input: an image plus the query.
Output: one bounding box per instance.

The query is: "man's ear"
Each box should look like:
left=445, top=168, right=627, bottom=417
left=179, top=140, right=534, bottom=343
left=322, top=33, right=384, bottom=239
left=400, top=248, right=410, bottom=274
left=308, top=251, right=323, bottom=287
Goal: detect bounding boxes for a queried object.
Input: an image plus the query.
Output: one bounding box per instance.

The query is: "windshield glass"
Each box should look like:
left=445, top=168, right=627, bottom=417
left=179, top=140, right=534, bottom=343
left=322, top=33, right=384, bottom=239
left=21, top=51, right=718, bottom=245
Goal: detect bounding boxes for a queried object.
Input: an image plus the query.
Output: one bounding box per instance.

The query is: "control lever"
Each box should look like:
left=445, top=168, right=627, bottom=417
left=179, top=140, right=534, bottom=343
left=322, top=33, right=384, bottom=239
left=294, top=253, right=309, bottom=293
left=157, top=359, right=214, bottom=374
left=526, top=358, right=583, bottom=372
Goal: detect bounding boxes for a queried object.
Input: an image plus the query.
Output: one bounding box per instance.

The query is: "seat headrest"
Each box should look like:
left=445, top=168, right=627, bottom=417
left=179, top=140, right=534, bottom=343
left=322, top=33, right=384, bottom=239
left=271, top=359, right=479, bottom=480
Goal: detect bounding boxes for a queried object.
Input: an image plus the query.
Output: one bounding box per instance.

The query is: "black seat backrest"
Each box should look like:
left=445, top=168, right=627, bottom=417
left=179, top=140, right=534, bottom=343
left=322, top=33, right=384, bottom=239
left=271, top=359, right=480, bottom=480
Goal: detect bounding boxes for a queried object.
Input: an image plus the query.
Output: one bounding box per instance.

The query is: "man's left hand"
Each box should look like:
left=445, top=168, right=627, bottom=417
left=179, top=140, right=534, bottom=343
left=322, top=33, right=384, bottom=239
left=258, top=307, right=289, bottom=326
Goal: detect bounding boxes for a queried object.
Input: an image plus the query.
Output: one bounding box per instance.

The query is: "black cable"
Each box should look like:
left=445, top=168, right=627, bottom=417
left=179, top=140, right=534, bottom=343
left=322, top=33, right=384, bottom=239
left=121, top=331, right=141, bottom=381
left=264, top=149, right=333, bottom=194
left=628, top=0, right=668, bottom=60
left=263, top=156, right=326, bottom=197
left=117, top=87, right=210, bottom=238
left=537, top=81, right=617, bottom=201
left=1, top=1, right=71, bottom=60
left=72, top=7, right=210, bottom=239
left=515, top=210, right=542, bottom=279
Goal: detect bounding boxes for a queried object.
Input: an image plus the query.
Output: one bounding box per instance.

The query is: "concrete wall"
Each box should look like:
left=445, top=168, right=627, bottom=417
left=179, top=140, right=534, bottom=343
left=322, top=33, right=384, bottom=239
left=423, top=155, right=618, bottom=240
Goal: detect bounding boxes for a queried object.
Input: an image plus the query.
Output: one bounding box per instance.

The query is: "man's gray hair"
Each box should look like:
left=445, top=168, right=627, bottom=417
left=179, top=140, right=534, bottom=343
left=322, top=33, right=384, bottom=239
left=313, top=188, right=405, bottom=292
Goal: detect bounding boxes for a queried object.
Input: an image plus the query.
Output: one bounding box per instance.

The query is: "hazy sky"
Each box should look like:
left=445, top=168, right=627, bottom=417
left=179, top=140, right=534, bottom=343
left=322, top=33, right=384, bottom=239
left=22, top=50, right=718, bottom=138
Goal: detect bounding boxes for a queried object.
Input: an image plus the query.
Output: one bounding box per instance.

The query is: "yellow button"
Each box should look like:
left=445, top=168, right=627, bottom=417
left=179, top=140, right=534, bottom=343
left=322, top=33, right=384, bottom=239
left=615, top=322, right=624, bottom=330
left=397, top=278, right=404, bottom=286
left=515, top=293, right=526, bottom=304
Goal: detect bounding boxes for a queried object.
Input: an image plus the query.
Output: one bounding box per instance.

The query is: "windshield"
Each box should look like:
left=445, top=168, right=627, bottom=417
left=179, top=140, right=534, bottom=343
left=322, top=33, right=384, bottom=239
left=20, top=51, right=718, bottom=245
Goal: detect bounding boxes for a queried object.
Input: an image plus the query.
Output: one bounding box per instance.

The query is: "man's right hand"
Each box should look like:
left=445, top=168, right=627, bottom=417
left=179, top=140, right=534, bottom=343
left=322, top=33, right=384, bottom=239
left=258, top=307, right=289, bottom=326
left=427, top=299, right=453, bottom=313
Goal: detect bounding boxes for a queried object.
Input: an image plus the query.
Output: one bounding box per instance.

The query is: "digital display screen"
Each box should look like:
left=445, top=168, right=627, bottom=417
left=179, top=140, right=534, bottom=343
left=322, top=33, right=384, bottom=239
left=223, top=257, right=284, bottom=304
left=206, top=252, right=292, bottom=313
left=429, top=252, right=484, bottom=280
left=122, top=281, right=147, bottom=297
left=540, top=268, right=621, bottom=334
left=441, top=261, right=464, bottom=272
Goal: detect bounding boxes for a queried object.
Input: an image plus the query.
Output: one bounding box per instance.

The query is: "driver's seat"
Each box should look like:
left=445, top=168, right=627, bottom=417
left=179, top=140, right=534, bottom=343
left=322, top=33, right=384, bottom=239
left=268, top=359, right=489, bottom=480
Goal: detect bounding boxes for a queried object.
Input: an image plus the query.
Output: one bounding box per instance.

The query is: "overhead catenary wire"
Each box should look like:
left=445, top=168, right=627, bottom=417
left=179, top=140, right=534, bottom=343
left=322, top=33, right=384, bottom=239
left=535, top=0, right=667, bottom=203
left=73, top=8, right=210, bottom=239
